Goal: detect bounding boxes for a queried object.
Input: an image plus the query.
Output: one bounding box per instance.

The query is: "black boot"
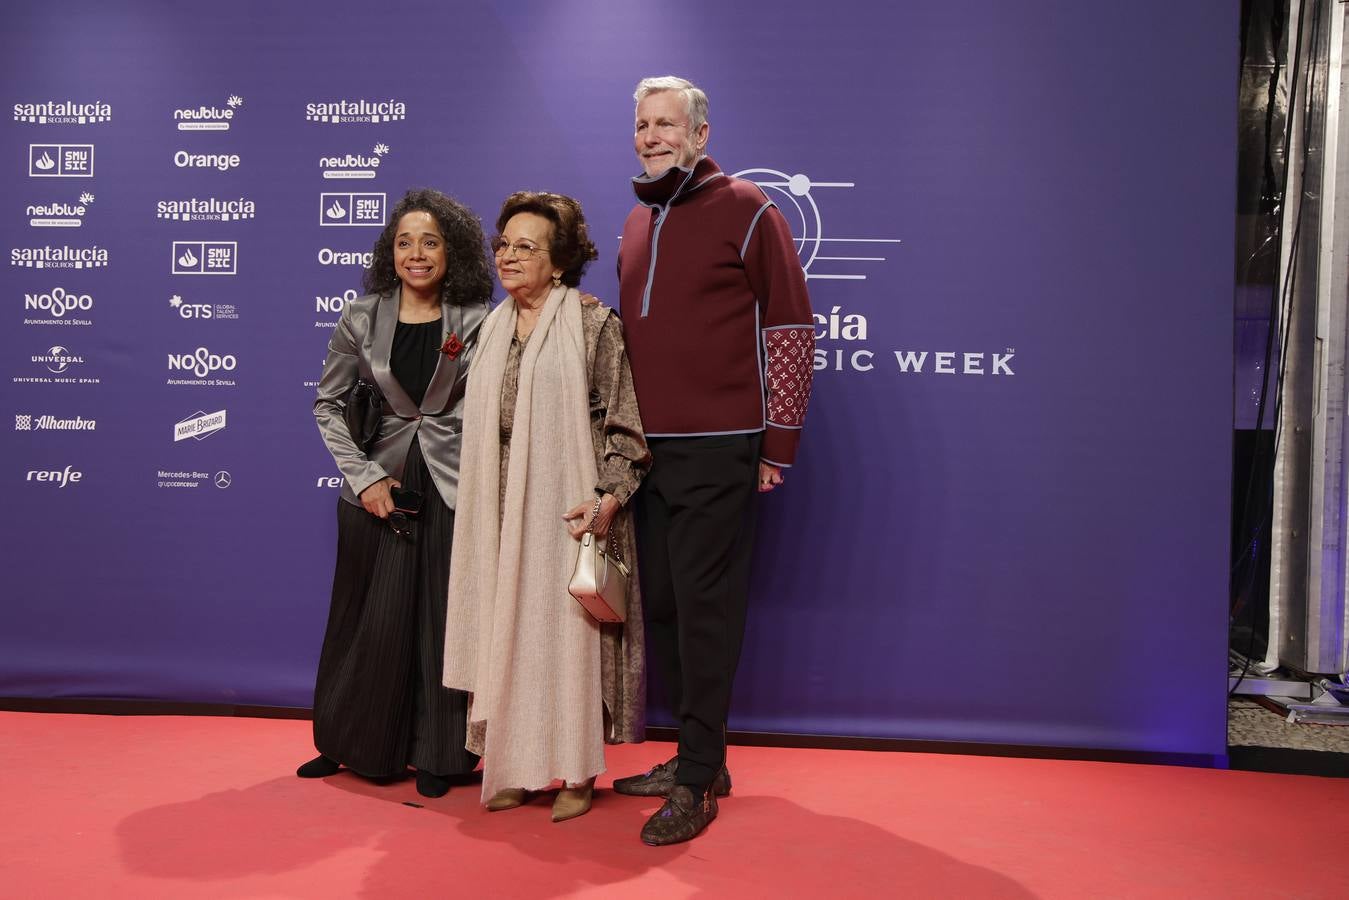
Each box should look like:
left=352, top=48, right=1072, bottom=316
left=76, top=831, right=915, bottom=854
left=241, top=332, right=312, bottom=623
left=415, top=770, right=451, bottom=798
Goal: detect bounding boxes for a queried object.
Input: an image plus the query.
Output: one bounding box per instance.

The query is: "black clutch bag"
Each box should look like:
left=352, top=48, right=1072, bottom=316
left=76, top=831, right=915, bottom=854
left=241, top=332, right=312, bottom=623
left=342, top=377, right=383, bottom=453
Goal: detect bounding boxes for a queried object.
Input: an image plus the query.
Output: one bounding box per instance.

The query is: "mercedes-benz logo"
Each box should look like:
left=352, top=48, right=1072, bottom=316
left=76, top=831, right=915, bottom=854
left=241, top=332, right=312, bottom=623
left=213, top=470, right=232, bottom=489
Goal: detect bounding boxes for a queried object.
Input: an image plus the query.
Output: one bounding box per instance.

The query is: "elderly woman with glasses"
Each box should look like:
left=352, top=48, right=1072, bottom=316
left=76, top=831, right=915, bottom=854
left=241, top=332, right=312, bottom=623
left=443, top=191, right=649, bottom=822
left=302, top=189, right=492, bottom=798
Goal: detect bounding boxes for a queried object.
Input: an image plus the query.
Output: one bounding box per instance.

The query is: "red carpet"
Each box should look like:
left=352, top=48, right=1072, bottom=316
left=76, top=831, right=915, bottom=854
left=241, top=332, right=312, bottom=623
left=2, top=712, right=1345, bottom=898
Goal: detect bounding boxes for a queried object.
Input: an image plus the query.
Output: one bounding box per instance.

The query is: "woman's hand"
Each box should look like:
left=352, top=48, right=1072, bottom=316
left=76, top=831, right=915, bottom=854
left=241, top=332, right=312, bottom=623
left=579, top=292, right=602, bottom=308
left=563, top=493, right=620, bottom=540
left=360, top=476, right=400, bottom=519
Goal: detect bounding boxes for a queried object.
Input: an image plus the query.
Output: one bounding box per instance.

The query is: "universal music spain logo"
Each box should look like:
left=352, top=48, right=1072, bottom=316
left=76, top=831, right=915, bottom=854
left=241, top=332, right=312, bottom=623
left=174, top=95, right=243, bottom=131
left=29, top=144, right=93, bottom=178
left=305, top=99, right=406, bottom=124
left=14, top=100, right=111, bottom=125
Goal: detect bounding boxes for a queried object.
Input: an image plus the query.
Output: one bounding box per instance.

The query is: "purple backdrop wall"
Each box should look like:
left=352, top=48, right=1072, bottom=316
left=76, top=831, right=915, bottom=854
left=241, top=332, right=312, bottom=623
left=1, top=1, right=1235, bottom=757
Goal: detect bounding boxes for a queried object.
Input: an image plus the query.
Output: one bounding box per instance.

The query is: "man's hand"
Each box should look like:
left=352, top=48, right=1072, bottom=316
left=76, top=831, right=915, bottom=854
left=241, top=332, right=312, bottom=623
left=758, top=462, right=784, bottom=493
left=563, top=493, right=620, bottom=539
left=360, top=476, right=400, bottom=519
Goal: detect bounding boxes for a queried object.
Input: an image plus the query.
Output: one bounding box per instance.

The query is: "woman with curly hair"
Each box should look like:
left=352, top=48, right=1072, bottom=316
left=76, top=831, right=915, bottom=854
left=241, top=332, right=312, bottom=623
left=301, top=188, right=494, bottom=797
left=444, top=191, right=649, bottom=821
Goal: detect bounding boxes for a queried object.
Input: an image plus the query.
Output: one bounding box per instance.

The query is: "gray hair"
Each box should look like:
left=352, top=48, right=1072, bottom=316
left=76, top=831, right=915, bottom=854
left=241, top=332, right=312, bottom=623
left=634, top=76, right=709, bottom=132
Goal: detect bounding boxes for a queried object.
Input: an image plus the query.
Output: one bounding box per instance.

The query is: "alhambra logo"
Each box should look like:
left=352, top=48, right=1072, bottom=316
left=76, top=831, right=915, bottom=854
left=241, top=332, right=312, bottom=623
left=173, top=95, right=243, bottom=131
left=10, top=245, right=107, bottom=269
left=14, top=100, right=111, bottom=125
left=156, top=196, right=256, bottom=222
left=305, top=99, right=406, bottom=124
left=28, top=192, right=94, bottom=228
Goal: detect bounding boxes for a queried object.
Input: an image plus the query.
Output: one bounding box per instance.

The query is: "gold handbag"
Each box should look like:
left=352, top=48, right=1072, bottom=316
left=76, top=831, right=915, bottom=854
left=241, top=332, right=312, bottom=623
left=568, top=499, right=629, bottom=623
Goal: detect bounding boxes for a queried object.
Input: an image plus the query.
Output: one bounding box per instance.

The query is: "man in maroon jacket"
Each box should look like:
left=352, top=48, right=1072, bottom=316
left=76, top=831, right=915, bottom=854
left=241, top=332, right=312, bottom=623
left=611, top=75, right=814, bottom=846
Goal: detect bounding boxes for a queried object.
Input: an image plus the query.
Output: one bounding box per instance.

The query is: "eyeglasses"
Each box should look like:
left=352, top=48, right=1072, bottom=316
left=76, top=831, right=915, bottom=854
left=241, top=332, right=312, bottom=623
left=490, top=238, right=549, bottom=261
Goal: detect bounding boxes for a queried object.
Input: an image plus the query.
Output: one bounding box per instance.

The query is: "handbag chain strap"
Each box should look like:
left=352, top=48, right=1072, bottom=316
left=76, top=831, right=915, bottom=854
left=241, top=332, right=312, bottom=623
left=584, top=496, right=623, bottom=565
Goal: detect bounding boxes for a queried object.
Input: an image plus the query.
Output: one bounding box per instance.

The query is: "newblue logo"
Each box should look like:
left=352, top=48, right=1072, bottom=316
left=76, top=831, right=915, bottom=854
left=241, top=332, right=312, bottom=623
left=156, top=197, right=256, bottom=221
left=173, top=95, right=242, bottom=131
left=321, top=143, right=389, bottom=179
left=305, top=99, right=406, bottom=124
left=172, top=242, right=236, bottom=276
left=320, top=192, right=385, bottom=227
left=29, top=144, right=93, bottom=178
left=28, top=192, right=93, bottom=228
left=14, top=101, right=111, bottom=125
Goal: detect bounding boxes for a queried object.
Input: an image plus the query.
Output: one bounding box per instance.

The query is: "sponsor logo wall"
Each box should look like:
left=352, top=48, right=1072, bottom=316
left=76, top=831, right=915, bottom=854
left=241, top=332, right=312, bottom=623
left=0, top=0, right=1234, bottom=758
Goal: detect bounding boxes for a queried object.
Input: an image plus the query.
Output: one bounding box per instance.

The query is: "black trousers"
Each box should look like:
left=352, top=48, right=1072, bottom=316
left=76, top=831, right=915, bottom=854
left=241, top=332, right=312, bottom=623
left=311, top=438, right=478, bottom=778
left=635, top=432, right=761, bottom=790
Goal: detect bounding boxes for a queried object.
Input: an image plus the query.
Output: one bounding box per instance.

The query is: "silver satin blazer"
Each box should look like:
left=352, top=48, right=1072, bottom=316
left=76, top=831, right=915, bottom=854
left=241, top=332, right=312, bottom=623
left=314, top=285, right=490, bottom=508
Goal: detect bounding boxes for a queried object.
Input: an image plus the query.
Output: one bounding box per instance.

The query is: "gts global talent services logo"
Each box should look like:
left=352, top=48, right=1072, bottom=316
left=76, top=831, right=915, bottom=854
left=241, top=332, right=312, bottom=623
left=169, top=294, right=238, bottom=321
left=28, top=192, right=94, bottom=228
left=29, top=144, right=93, bottom=177
left=14, top=100, right=111, bottom=125
left=173, top=95, right=243, bottom=131
left=305, top=98, right=406, bottom=124
left=321, top=143, right=389, bottom=179
left=157, top=196, right=256, bottom=222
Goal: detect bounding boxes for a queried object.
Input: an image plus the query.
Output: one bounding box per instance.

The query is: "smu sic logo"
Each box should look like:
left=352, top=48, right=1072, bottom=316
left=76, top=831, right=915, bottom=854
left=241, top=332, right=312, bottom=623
left=168, top=347, right=237, bottom=378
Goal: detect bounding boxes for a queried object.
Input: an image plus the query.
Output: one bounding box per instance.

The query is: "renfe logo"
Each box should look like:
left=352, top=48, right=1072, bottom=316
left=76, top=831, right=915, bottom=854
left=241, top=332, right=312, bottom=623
left=26, top=465, right=82, bottom=487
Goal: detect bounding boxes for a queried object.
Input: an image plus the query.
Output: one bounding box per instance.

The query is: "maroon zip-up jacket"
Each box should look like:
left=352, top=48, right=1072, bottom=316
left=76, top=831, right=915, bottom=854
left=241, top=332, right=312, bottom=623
left=617, top=156, right=814, bottom=467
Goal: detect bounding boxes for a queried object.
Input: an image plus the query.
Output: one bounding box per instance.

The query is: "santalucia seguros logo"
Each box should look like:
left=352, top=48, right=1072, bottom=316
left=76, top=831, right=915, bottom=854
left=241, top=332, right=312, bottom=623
left=157, top=197, right=255, bottom=221
left=14, top=100, right=111, bottom=125
left=11, top=245, right=107, bottom=269
left=305, top=99, right=406, bottom=124
left=167, top=347, right=237, bottom=385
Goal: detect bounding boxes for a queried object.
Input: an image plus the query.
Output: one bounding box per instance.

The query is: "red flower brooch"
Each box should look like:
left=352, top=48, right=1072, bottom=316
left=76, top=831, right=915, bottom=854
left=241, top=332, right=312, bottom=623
left=440, top=332, right=464, bottom=359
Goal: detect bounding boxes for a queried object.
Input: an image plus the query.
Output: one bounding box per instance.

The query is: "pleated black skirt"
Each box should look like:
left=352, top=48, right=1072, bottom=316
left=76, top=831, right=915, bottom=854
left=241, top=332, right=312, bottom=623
left=311, top=437, right=478, bottom=778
